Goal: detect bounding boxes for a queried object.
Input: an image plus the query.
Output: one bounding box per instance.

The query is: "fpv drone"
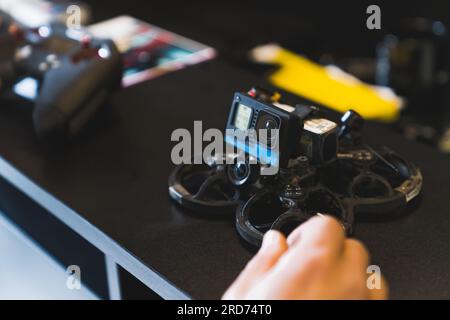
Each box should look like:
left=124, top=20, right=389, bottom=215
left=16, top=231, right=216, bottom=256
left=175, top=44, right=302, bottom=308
left=169, top=87, right=423, bottom=247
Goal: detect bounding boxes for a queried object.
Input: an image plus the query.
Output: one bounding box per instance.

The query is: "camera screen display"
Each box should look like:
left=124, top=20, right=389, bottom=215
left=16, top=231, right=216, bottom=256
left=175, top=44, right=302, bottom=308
left=234, top=104, right=253, bottom=130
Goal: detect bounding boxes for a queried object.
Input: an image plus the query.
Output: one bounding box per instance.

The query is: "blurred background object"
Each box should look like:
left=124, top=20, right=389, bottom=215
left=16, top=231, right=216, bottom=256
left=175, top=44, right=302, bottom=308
left=0, top=0, right=91, bottom=28
left=250, top=43, right=403, bottom=122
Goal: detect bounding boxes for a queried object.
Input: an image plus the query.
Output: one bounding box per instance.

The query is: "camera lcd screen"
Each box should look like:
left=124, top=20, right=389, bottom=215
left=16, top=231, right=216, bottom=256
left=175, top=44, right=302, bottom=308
left=234, top=104, right=253, bottom=130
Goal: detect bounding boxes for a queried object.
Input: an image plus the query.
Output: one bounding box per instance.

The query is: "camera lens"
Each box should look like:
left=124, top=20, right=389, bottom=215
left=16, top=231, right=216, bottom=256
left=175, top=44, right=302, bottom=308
left=234, top=163, right=248, bottom=180
left=256, top=113, right=279, bottom=131
left=256, top=112, right=279, bottom=148
left=227, top=162, right=255, bottom=186
left=264, top=118, right=278, bottom=130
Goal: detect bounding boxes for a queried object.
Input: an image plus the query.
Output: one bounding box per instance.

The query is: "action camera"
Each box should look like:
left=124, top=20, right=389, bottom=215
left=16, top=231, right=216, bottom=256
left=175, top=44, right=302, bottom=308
left=225, top=87, right=338, bottom=170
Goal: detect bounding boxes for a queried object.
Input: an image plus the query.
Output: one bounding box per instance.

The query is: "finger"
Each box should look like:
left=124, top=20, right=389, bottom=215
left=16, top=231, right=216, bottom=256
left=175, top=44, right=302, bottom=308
left=244, top=230, right=289, bottom=275
left=368, top=276, right=389, bottom=300
left=286, top=213, right=328, bottom=246
left=222, top=230, right=288, bottom=299
left=337, top=239, right=371, bottom=299
left=268, top=216, right=346, bottom=285
left=287, top=215, right=346, bottom=259
left=342, top=240, right=388, bottom=300
left=342, top=239, right=370, bottom=268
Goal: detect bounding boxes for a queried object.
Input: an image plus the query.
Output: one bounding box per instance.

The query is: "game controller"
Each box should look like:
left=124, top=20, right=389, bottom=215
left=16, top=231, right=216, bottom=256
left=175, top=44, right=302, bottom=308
left=0, top=12, right=123, bottom=144
left=169, top=88, right=423, bottom=247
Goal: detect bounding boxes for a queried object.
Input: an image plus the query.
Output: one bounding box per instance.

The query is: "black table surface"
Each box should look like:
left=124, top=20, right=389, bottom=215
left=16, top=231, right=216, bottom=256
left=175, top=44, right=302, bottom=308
left=1, top=57, right=450, bottom=299
left=1, top=1, right=450, bottom=299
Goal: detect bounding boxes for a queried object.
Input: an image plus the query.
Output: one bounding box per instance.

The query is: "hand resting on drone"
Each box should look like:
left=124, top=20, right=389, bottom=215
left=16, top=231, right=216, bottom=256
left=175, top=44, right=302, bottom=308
left=223, top=215, right=388, bottom=300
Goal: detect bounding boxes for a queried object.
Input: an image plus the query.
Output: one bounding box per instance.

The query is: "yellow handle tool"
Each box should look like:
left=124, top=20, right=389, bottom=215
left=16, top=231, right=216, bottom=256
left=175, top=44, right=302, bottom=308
left=251, top=44, right=403, bottom=122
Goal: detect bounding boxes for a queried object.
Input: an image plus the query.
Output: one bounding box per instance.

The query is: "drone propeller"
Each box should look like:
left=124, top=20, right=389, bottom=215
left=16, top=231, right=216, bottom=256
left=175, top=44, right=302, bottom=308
left=168, top=155, right=242, bottom=216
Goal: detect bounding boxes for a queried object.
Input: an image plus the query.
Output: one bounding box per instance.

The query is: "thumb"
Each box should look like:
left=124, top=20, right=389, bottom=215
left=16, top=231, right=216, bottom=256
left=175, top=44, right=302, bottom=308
left=223, top=230, right=287, bottom=299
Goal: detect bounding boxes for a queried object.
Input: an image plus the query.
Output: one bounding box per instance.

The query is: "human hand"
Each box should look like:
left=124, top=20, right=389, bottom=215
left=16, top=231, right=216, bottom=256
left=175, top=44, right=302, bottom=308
left=223, top=215, right=388, bottom=300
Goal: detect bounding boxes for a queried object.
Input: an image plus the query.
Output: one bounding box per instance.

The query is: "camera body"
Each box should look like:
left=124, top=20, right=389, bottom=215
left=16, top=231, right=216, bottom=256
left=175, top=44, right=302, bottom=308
left=225, top=90, right=301, bottom=169
left=225, top=88, right=338, bottom=171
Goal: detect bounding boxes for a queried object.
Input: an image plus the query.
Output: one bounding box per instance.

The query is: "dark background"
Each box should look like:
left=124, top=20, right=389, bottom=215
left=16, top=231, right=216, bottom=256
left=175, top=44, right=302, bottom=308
left=87, top=0, right=450, bottom=63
